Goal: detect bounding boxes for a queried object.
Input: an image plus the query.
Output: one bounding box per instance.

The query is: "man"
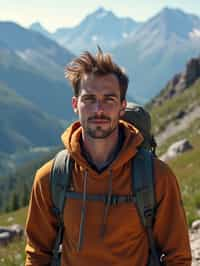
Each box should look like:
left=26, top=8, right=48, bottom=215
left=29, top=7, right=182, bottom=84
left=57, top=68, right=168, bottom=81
left=25, top=50, right=191, bottom=265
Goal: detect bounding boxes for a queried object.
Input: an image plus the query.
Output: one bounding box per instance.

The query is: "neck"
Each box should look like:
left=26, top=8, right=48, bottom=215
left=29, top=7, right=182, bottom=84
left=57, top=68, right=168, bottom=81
left=82, top=127, right=120, bottom=166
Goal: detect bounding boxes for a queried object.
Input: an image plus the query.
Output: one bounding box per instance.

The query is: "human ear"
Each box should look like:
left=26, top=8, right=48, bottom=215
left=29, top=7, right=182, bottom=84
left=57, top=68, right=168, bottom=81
left=72, top=97, right=78, bottom=114
left=120, top=100, right=127, bottom=117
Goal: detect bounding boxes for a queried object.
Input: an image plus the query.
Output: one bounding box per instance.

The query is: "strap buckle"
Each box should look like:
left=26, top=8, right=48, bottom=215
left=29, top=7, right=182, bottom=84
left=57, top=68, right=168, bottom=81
left=144, top=208, right=154, bottom=227
left=111, top=195, right=118, bottom=206
left=104, top=195, right=119, bottom=206
left=127, top=194, right=133, bottom=202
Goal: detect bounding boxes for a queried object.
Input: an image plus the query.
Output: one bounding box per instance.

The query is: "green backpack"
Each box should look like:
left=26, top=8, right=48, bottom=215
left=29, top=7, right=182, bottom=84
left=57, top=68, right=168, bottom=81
left=50, top=104, right=164, bottom=266
left=122, top=102, right=157, bottom=154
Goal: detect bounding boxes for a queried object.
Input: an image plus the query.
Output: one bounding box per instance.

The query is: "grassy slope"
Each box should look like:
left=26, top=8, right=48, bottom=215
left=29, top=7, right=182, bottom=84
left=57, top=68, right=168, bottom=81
left=0, top=83, right=64, bottom=154
left=150, top=78, right=200, bottom=134
left=149, top=79, right=200, bottom=225
left=163, top=121, right=200, bottom=225
left=0, top=208, right=27, bottom=266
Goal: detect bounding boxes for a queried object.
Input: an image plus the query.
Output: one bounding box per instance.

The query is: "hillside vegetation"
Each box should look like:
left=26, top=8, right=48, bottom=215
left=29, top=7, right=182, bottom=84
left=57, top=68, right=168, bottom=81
left=150, top=78, right=200, bottom=136
left=0, top=148, right=60, bottom=213
left=149, top=78, right=200, bottom=225
left=0, top=83, right=64, bottom=154
left=0, top=208, right=27, bottom=266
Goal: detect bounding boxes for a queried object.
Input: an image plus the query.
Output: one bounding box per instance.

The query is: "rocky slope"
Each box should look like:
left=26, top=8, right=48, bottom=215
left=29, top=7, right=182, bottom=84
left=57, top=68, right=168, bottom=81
left=190, top=220, right=200, bottom=265
left=149, top=55, right=200, bottom=145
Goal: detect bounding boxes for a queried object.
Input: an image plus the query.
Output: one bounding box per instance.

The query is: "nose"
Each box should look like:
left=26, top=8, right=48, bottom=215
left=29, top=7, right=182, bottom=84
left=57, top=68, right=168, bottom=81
left=94, top=100, right=104, bottom=114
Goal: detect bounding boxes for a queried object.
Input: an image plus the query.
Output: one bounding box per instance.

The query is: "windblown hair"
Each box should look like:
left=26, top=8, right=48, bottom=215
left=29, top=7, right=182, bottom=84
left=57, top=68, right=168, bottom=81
left=65, top=49, right=129, bottom=101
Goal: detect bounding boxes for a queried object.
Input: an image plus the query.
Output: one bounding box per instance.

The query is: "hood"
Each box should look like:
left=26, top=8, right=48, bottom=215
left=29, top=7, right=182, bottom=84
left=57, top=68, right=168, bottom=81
left=61, top=120, right=143, bottom=173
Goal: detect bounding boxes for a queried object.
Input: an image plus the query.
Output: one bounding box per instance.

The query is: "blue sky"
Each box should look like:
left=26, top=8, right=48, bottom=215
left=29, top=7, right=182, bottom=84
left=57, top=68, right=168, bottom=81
left=0, top=0, right=199, bottom=32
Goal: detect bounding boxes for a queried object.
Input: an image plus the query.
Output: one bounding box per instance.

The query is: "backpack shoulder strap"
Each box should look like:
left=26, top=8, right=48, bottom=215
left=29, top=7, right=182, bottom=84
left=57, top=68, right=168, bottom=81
left=50, top=149, right=73, bottom=214
left=132, top=148, right=155, bottom=227
left=50, top=149, right=74, bottom=266
left=132, top=148, right=162, bottom=265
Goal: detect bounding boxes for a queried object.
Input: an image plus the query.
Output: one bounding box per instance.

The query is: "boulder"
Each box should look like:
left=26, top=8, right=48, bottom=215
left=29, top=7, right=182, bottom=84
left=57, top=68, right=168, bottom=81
left=160, top=139, right=193, bottom=161
left=191, top=220, right=200, bottom=231
left=0, top=232, right=11, bottom=246
left=0, top=224, right=24, bottom=246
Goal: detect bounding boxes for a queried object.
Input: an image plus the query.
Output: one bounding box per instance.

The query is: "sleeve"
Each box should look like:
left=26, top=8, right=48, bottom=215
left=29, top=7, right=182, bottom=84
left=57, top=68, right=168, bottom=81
left=153, top=159, right=192, bottom=266
left=25, top=160, right=58, bottom=266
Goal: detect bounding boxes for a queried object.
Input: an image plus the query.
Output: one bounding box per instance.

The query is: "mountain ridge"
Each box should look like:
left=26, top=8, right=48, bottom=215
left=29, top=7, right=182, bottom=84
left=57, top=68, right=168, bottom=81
left=112, top=7, right=200, bottom=102
left=0, top=21, right=76, bottom=120
left=31, top=7, right=140, bottom=54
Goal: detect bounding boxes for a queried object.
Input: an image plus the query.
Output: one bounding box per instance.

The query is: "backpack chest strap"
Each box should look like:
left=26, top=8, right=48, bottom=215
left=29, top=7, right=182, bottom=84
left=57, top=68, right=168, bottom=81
left=65, top=191, right=136, bottom=206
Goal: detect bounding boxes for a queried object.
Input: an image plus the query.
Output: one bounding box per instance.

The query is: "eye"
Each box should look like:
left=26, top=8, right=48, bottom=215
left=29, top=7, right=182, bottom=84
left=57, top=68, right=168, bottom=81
left=82, top=96, right=96, bottom=103
left=105, top=97, right=115, bottom=103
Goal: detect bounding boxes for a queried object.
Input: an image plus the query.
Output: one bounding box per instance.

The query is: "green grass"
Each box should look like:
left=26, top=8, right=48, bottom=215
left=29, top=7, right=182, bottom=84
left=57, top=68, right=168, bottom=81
left=166, top=133, right=200, bottom=226
left=0, top=208, right=27, bottom=266
left=0, top=207, right=28, bottom=227
left=150, top=79, right=200, bottom=134
left=148, top=79, right=200, bottom=225
left=157, top=118, right=200, bottom=156
left=0, top=239, right=26, bottom=266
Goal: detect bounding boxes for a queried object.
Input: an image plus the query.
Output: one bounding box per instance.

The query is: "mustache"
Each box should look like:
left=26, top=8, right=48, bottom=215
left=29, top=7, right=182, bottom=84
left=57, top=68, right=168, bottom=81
left=88, top=115, right=111, bottom=121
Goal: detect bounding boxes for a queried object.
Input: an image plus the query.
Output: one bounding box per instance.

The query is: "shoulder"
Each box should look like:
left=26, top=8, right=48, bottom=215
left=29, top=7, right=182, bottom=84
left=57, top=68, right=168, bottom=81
left=33, top=149, right=69, bottom=190
left=153, top=157, right=175, bottom=179
left=153, top=157, right=181, bottom=202
left=34, top=159, right=54, bottom=185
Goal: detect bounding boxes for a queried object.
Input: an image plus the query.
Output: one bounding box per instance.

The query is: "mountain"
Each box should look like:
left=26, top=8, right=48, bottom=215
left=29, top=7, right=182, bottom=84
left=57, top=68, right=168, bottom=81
left=151, top=56, right=200, bottom=108
left=148, top=55, right=200, bottom=139
left=30, top=22, right=52, bottom=39
left=0, top=83, right=64, bottom=154
left=0, top=21, right=74, bottom=81
left=112, top=7, right=200, bottom=103
left=52, top=7, right=140, bottom=53
left=0, top=46, right=75, bottom=120
left=0, top=22, right=76, bottom=120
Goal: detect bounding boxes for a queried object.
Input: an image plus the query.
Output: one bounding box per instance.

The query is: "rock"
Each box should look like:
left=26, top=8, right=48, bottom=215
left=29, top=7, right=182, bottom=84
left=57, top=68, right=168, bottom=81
left=9, top=224, right=24, bottom=236
left=0, top=232, right=11, bottom=245
left=175, top=110, right=186, bottom=120
left=190, top=220, right=200, bottom=265
left=152, top=56, right=200, bottom=106
left=0, top=224, right=24, bottom=246
left=191, top=220, right=200, bottom=231
left=185, top=58, right=200, bottom=87
left=160, top=139, right=193, bottom=161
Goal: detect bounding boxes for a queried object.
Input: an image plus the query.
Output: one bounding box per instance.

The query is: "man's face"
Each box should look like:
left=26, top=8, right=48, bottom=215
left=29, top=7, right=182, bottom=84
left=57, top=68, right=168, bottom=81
left=72, top=73, right=126, bottom=139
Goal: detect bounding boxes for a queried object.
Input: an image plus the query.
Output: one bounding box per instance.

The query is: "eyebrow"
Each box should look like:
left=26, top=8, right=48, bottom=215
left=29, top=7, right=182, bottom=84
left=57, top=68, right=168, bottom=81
left=104, top=93, right=118, bottom=98
left=81, top=93, right=118, bottom=98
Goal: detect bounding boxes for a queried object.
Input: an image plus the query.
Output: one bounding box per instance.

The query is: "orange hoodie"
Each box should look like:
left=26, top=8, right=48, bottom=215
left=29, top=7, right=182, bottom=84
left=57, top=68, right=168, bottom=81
left=25, top=121, right=191, bottom=266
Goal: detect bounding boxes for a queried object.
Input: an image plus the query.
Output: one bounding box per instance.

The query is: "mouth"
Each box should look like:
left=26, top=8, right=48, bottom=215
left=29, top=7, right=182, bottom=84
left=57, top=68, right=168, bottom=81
left=88, top=118, right=110, bottom=124
left=89, top=119, right=110, bottom=124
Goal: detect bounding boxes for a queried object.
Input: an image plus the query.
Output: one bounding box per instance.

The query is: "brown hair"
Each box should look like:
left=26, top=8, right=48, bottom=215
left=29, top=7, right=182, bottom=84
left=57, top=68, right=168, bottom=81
left=65, top=49, right=129, bottom=101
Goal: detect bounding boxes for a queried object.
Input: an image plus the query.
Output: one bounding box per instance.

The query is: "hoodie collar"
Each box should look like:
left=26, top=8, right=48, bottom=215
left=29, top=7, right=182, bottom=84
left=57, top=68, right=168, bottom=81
left=61, top=120, right=144, bottom=173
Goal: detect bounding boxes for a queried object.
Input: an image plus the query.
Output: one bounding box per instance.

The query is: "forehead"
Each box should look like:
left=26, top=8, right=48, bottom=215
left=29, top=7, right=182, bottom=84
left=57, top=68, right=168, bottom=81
left=79, top=73, right=120, bottom=96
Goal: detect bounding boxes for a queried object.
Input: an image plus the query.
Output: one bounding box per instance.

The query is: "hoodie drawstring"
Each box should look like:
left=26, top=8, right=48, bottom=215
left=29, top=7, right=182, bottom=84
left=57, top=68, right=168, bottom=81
left=77, top=170, right=88, bottom=251
left=77, top=168, right=113, bottom=251
left=101, top=169, right=113, bottom=238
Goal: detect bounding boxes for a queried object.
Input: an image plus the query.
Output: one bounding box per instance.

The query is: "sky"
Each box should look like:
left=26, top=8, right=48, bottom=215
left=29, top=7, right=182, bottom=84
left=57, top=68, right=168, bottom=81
left=0, top=0, right=199, bottom=32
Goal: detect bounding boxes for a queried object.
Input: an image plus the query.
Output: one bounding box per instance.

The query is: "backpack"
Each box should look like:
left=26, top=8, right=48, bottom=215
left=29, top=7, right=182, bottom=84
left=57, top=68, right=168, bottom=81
left=50, top=104, right=164, bottom=266
left=50, top=149, right=164, bottom=266
left=122, top=102, right=157, bottom=155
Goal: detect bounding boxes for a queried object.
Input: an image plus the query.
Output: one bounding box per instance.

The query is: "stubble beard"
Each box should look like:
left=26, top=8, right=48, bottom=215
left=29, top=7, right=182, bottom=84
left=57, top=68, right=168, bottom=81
left=86, top=124, right=118, bottom=139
